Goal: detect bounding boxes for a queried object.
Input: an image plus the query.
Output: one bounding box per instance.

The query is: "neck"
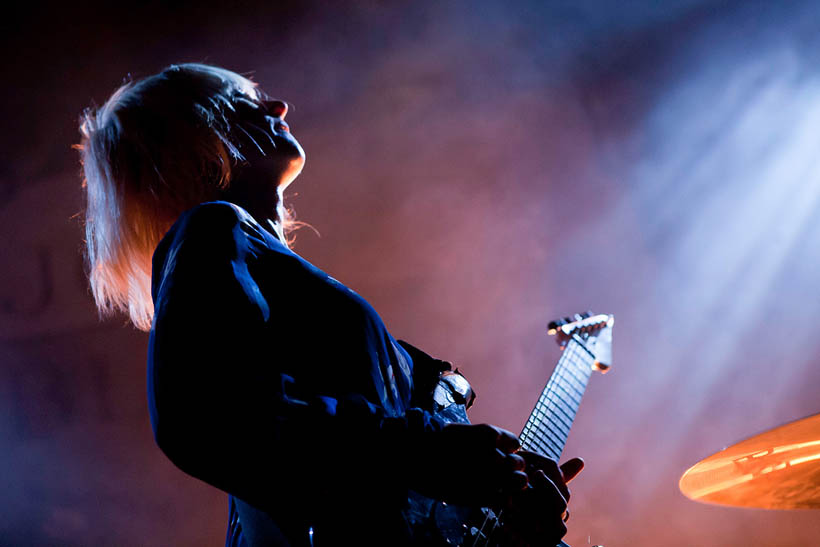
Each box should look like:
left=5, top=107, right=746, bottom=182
left=519, top=337, right=595, bottom=459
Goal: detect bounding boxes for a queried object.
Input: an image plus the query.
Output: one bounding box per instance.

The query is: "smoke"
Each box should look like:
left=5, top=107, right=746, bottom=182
left=4, top=0, right=820, bottom=544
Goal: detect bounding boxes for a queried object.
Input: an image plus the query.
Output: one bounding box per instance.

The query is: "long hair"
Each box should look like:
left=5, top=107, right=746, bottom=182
left=79, top=63, right=290, bottom=331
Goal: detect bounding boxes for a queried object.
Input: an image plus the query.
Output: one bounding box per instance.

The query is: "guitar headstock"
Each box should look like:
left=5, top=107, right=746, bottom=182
left=547, top=312, right=614, bottom=373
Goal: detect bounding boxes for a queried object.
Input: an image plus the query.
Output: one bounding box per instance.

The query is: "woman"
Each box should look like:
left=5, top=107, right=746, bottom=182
left=79, top=63, right=582, bottom=546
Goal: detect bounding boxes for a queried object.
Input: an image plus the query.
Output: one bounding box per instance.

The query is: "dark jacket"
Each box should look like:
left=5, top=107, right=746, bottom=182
left=147, top=202, right=447, bottom=546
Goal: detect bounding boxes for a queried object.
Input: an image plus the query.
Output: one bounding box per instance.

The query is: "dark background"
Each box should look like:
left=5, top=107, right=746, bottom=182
left=3, top=1, right=820, bottom=545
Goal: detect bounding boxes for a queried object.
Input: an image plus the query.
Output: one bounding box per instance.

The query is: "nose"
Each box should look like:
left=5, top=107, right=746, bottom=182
left=265, top=100, right=288, bottom=119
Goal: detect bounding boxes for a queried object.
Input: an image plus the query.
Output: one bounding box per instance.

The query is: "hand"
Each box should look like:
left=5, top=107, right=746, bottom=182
left=501, top=455, right=584, bottom=546
left=521, top=452, right=584, bottom=502
left=410, top=423, right=529, bottom=506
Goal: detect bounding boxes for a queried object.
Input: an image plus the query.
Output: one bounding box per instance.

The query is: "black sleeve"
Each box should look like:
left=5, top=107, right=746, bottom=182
left=147, top=203, right=442, bottom=520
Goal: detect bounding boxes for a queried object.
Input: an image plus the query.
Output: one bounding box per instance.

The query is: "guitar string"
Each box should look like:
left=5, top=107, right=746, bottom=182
left=548, top=350, right=589, bottom=433
left=542, top=388, right=577, bottom=430
left=529, top=342, right=591, bottom=453
left=556, top=359, right=588, bottom=399
left=522, top=342, right=580, bottom=456
left=470, top=508, right=493, bottom=547
left=544, top=344, right=583, bottom=447
left=522, top=351, right=570, bottom=455
left=548, top=343, right=593, bottom=449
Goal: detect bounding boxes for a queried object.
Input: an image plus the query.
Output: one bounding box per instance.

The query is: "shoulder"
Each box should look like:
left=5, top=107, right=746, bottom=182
left=151, top=202, right=266, bottom=292
left=156, top=201, right=265, bottom=258
left=174, top=201, right=251, bottom=237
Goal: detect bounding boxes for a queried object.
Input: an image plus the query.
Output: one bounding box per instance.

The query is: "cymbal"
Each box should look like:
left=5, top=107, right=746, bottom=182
left=679, top=412, right=820, bottom=509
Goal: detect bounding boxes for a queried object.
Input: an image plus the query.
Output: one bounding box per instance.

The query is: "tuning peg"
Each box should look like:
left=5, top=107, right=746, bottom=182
left=547, top=318, right=566, bottom=335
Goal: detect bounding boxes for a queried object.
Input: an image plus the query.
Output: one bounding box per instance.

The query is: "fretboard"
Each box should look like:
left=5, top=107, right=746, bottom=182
left=519, top=337, right=594, bottom=460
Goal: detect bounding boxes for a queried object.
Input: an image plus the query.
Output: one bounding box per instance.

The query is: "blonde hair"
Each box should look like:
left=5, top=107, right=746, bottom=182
left=79, top=63, right=292, bottom=331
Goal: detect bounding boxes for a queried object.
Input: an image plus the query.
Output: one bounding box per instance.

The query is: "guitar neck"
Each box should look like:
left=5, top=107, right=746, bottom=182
left=519, top=337, right=595, bottom=460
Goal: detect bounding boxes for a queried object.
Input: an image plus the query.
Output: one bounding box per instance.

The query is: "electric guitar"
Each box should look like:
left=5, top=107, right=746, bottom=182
left=404, top=312, right=614, bottom=546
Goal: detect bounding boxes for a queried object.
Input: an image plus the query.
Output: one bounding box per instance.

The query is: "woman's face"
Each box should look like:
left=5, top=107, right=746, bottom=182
left=234, top=95, right=306, bottom=190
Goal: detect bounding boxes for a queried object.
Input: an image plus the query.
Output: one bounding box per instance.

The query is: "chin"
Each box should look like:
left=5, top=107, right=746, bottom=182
left=279, top=155, right=306, bottom=189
